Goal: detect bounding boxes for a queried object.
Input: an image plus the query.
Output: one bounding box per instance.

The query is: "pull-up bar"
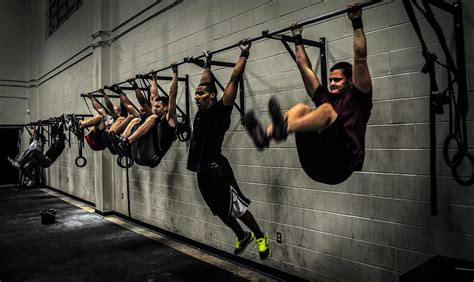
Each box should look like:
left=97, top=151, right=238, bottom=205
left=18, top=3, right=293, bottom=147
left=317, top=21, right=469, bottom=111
left=146, top=0, right=382, bottom=75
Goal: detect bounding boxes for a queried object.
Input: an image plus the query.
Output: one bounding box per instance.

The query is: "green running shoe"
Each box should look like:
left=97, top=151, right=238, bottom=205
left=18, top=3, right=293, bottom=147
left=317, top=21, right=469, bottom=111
left=234, top=231, right=254, bottom=256
left=256, top=233, right=270, bottom=260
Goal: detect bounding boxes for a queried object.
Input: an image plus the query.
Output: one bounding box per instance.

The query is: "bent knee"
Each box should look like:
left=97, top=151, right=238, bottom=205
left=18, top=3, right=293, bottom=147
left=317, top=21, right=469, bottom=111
left=319, top=103, right=337, bottom=122
left=146, top=114, right=158, bottom=122
left=294, top=103, right=310, bottom=113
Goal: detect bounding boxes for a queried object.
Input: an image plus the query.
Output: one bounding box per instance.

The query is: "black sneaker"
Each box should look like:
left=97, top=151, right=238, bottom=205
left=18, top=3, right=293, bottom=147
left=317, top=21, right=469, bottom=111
left=61, top=114, right=71, bottom=130
left=234, top=231, right=254, bottom=256
left=70, top=114, right=81, bottom=134
left=268, top=96, right=288, bottom=141
left=117, top=135, right=131, bottom=157
left=244, top=111, right=269, bottom=150
left=7, top=157, right=20, bottom=170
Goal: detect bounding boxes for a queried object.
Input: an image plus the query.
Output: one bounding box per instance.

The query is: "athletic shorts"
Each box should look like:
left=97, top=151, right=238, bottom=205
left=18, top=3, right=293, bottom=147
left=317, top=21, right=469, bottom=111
left=131, top=129, right=162, bottom=168
left=197, top=161, right=250, bottom=218
left=85, top=130, right=106, bottom=151
left=295, top=116, right=357, bottom=185
left=101, top=130, right=118, bottom=155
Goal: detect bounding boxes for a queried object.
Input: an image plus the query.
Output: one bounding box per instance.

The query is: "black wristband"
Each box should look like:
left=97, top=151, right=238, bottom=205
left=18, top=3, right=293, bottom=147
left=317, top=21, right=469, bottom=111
left=352, top=18, right=363, bottom=30
left=240, top=50, right=249, bottom=59
left=293, top=34, right=303, bottom=46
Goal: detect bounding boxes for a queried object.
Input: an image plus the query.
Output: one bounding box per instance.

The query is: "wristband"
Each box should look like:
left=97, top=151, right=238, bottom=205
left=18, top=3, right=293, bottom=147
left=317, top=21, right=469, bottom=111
left=240, top=50, right=249, bottom=59
left=293, top=34, right=303, bottom=46
left=352, top=18, right=363, bottom=30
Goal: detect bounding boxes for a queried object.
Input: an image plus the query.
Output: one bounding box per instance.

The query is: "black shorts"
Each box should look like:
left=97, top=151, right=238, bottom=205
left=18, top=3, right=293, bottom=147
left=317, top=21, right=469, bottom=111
left=131, top=129, right=162, bottom=168
left=197, top=161, right=250, bottom=218
left=295, top=116, right=357, bottom=185
left=101, top=131, right=118, bottom=155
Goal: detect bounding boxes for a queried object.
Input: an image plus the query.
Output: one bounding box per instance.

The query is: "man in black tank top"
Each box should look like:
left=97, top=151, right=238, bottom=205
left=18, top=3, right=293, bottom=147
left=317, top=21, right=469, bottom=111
left=244, top=4, right=373, bottom=185
left=187, top=41, right=270, bottom=260
left=116, top=65, right=178, bottom=168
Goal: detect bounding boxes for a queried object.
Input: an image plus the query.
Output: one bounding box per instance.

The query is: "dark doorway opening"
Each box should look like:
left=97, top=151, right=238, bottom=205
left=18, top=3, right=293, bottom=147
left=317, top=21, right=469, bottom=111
left=0, top=128, right=20, bottom=185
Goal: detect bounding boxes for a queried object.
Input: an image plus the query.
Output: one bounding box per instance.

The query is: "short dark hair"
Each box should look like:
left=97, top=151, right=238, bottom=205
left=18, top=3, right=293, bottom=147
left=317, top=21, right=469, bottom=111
left=154, top=96, right=169, bottom=105
left=330, top=62, right=352, bottom=79
left=198, top=82, right=217, bottom=99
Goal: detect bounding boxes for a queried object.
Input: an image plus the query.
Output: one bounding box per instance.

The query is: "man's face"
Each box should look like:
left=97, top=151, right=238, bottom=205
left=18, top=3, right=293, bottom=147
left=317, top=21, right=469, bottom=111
left=329, top=69, right=352, bottom=96
left=152, top=99, right=167, bottom=117
left=114, top=106, right=121, bottom=116
left=194, top=86, right=214, bottom=110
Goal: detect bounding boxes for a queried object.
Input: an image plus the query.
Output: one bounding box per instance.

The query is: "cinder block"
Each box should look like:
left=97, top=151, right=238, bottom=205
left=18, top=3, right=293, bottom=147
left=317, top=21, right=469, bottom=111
left=364, top=149, right=394, bottom=173
left=368, top=101, right=391, bottom=125
left=352, top=195, right=373, bottom=218
left=391, top=97, right=429, bottom=123
left=368, top=125, right=416, bottom=149
left=315, top=191, right=353, bottom=215
left=254, top=1, right=280, bottom=25
left=446, top=205, right=474, bottom=235
left=393, top=199, right=446, bottom=229
left=396, top=249, right=432, bottom=273
left=393, top=149, right=430, bottom=175
left=373, top=220, right=394, bottom=246
left=353, top=240, right=396, bottom=269
left=272, top=204, right=303, bottom=226
left=372, top=74, right=412, bottom=101
left=317, top=232, right=353, bottom=260
left=271, top=167, right=305, bottom=188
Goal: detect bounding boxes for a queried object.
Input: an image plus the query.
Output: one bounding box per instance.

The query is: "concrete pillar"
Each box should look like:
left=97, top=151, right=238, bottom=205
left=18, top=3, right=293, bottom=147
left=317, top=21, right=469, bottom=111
left=91, top=0, right=114, bottom=213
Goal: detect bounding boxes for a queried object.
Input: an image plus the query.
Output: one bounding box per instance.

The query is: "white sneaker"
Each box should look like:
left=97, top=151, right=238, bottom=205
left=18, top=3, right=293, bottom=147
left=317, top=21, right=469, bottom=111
left=7, top=157, right=20, bottom=170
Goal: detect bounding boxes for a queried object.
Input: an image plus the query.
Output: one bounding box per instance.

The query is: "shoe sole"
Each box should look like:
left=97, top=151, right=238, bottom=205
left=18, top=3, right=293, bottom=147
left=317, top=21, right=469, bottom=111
left=268, top=96, right=287, bottom=141
left=234, top=234, right=255, bottom=256
left=244, top=111, right=268, bottom=150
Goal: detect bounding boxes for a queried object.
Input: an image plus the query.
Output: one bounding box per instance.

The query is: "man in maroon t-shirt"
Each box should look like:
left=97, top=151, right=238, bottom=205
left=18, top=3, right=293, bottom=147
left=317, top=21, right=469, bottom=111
left=245, top=3, right=372, bottom=184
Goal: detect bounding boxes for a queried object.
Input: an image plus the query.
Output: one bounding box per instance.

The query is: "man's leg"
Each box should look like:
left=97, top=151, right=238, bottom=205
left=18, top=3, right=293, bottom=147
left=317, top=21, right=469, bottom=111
left=99, top=89, right=120, bottom=120
left=111, top=115, right=135, bottom=134
left=120, top=93, right=139, bottom=117
left=87, top=93, right=108, bottom=116
left=130, top=80, right=153, bottom=117
left=238, top=210, right=270, bottom=260
left=79, top=115, right=103, bottom=129
left=217, top=214, right=253, bottom=256
left=127, top=115, right=157, bottom=144
left=17, top=149, right=52, bottom=168
left=286, top=102, right=337, bottom=133
left=122, top=117, right=142, bottom=138
left=109, top=116, right=126, bottom=132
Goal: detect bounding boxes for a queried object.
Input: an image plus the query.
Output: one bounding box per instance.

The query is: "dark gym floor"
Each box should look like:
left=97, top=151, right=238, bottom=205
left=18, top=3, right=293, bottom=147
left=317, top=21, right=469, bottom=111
left=0, top=185, right=272, bottom=281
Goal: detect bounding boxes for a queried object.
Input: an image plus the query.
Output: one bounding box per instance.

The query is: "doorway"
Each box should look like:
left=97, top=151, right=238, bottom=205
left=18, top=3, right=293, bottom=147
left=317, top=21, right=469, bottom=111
left=0, top=128, right=20, bottom=185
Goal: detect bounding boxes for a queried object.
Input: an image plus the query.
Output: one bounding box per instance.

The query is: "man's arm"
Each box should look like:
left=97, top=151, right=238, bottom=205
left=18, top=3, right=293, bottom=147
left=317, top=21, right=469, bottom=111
left=166, top=63, right=178, bottom=127
left=99, top=89, right=120, bottom=120
left=222, top=39, right=250, bottom=107
left=292, top=23, right=321, bottom=98
left=87, top=92, right=107, bottom=116
left=114, top=86, right=139, bottom=117
left=349, top=3, right=372, bottom=93
left=130, top=79, right=153, bottom=117
left=150, top=71, right=159, bottom=104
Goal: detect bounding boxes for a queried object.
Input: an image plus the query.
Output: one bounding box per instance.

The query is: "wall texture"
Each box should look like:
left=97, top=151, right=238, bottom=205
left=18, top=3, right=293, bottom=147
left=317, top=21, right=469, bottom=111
left=0, top=0, right=30, bottom=125
left=13, top=0, right=474, bottom=281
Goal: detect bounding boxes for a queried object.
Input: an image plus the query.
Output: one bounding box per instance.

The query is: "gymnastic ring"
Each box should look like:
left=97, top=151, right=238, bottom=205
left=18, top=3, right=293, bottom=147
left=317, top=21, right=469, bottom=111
left=451, top=151, right=474, bottom=186
left=178, top=128, right=190, bottom=142
left=117, top=156, right=134, bottom=169
left=443, top=134, right=464, bottom=168
left=75, top=156, right=87, bottom=167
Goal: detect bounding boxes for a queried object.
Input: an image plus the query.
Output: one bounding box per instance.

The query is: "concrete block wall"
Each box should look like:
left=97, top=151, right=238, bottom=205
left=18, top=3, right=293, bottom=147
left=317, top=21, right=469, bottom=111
left=0, top=0, right=30, bottom=125
left=18, top=0, right=474, bottom=281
